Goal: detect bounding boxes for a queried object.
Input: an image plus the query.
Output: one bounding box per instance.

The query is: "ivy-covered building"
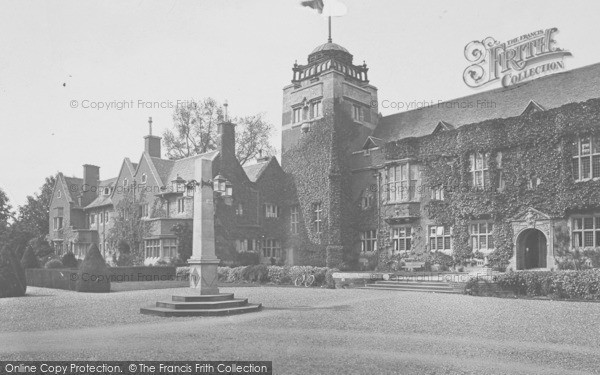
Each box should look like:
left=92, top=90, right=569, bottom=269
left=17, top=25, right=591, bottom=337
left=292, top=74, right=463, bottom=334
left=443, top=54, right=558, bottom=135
left=48, top=38, right=600, bottom=271
left=48, top=121, right=288, bottom=265
left=281, top=39, right=600, bottom=271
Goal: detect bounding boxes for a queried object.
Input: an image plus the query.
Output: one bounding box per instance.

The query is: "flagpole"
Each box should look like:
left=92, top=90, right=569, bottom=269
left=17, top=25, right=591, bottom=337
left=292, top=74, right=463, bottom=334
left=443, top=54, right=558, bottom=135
left=328, top=16, right=332, bottom=43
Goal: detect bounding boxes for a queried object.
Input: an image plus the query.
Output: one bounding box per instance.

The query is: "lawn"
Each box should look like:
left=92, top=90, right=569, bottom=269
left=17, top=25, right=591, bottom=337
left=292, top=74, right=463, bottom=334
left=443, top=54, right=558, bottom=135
left=1, top=286, right=599, bottom=374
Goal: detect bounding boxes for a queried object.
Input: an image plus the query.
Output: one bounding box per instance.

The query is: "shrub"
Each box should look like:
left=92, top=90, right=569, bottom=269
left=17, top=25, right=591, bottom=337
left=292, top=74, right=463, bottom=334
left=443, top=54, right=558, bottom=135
left=216, top=265, right=335, bottom=287
left=176, top=266, right=190, bottom=280
left=217, top=266, right=230, bottom=282
left=267, top=266, right=291, bottom=284
left=493, top=270, right=600, bottom=300
left=45, top=259, right=64, bottom=269
left=464, top=277, right=499, bottom=296
left=20, top=246, right=39, bottom=269
left=226, top=266, right=248, bottom=283
left=76, top=244, right=111, bottom=293
left=61, top=252, right=78, bottom=268
left=28, top=237, right=53, bottom=259
left=242, top=264, right=269, bottom=283
left=234, top=251, right=260, bottom=266
left=324, top=268, right=339, bottom=288
left=0, top=246, right=27, bottom=298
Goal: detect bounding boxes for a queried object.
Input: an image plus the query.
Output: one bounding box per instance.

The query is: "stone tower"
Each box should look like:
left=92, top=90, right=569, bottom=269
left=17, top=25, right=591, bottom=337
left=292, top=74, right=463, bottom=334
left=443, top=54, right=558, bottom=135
left=281, top=40, right=378, bottom=267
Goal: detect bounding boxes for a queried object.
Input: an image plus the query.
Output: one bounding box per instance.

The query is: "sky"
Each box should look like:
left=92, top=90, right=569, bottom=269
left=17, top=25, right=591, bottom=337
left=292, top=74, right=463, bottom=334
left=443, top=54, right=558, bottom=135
left=1, top=0, right=599, bottom=209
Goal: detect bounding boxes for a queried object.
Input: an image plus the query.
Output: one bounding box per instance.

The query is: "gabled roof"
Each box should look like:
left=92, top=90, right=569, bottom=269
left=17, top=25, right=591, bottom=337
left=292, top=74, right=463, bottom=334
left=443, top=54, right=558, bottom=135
left=432, top=121, right=455, bottom=134
left=372, top=62, right=600, bottom=141
left=150, top=157, right=175, bottom=185
left=85, top=195, right=113, bottom=210
left=243, top=159, right=270, bottom=182
left=164, top=151, right=219, bottom=183
left=521, top=100, right=546, bottom=116
left=361, top=136, right=383, bottom=150
left=61, top=175, right=83, bottom=204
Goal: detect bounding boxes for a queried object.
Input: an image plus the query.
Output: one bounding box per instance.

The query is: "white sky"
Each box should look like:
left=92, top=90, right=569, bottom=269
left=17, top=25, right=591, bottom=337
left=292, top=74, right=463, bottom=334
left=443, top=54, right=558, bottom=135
left=1, top=0, right=599, bottom=208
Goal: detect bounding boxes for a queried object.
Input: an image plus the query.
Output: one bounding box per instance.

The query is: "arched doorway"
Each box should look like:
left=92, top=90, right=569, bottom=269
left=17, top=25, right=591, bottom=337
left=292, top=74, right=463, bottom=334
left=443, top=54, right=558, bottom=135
left=516, top=228, right=547, bottom=270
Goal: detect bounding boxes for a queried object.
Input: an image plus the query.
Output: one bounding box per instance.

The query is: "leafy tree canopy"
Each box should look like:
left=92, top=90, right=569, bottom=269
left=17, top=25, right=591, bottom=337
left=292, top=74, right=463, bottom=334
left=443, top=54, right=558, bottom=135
left=163, top=98, right=274, bottom=165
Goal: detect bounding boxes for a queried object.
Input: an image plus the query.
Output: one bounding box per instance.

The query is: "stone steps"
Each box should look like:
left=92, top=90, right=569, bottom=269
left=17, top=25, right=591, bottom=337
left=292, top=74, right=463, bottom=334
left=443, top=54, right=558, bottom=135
left=360, top=280, right=458, bottom=294
left=140, top=293, right=262, bottom=317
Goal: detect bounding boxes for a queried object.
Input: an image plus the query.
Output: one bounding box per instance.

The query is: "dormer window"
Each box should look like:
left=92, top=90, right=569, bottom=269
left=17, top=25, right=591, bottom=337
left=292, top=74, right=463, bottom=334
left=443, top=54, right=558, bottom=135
left=123, top=178, right=128, bottom=187
left=103, top=187, right=111, bottom=195
left=141, top=173, right=147, bottom=184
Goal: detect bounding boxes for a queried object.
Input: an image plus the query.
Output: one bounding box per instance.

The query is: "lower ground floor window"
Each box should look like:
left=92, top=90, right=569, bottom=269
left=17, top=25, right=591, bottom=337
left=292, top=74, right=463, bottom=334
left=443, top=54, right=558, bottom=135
left=360, top=230, right=378, bottom=253
left=470, top=221, right=494, bottom=251
left=145, top=239, right=160, bottom=258
left=262, top=239, right=281, bottom=258
left=572, top=216, right=600, bottom=247
left=392, top=227, right=411, bottom=253
left=429, top=225, right=452, bottom=251
left=162, top=238, right=178, bottom=259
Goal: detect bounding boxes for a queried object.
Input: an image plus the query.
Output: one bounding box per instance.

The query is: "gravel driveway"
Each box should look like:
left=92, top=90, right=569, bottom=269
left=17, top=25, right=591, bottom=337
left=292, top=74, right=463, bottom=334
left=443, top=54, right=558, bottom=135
left=1, top=286, right=599, bottom=374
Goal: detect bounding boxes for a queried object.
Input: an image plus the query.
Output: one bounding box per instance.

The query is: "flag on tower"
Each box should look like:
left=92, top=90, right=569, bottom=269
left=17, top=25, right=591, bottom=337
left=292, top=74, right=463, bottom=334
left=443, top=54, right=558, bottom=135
left=300, top=0, right=324, bottom=13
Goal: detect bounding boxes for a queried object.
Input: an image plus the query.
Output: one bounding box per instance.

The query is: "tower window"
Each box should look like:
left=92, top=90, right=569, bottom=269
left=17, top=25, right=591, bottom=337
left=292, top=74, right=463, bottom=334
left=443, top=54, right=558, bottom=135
left=311, top=101, right=322, bottom=118
left=293, top=108, right=302, bottom=124
left=141, top=173, right=147, bottom=184
left=352, top=104, right=362, bottom=121
left=290, top=206, right=299, bottom=234
left=313, top=203, right=323, bottom=233
left=360, top=230, right=377, bottom=253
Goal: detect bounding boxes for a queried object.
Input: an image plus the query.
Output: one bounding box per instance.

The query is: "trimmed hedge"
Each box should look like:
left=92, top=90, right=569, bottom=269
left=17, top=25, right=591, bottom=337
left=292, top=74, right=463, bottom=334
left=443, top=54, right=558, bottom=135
left=208, top=265, right=336, bottom=288
left=76, top=244, right=110, bottom=293
left=467, top=269, right=600, bottom=300
left=0, top=246, right=27, bottom=298
left=45, top=259, right=64, bottom=269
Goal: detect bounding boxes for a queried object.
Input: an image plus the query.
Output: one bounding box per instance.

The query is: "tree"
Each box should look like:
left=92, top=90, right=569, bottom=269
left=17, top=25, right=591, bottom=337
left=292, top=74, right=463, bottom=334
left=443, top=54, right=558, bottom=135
left=20, top=245, right=39, bottom=269
left=16, top=176, right=55, bottom=241
left=163, top=98, right=274, bottom=165
left=106, top=188, right=151, bottom=266
left=0, top=188, right=13, bottom=238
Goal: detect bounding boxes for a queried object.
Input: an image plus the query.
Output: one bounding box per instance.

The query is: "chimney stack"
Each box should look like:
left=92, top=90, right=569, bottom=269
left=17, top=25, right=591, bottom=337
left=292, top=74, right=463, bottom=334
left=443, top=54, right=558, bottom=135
left=144, top=117, right=162, bottom=158
left=82, top=164, right=100, bottom=206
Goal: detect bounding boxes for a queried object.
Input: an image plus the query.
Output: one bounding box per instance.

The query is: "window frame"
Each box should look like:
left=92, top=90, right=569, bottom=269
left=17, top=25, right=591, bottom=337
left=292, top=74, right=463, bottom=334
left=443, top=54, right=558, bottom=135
left=360, top=230, right=377, bottom=253
left=429, top=225, right=452, bottom=251
left=391, top=226, right=411, bottom=254
left=572, top=136, right=600, bottom=182
left=313, top=203, right=323, bottom=233
left=470, top=152, right=490, bottom=190
left=290, top=206, right=299, bottom=234
left=386, top=163, right=420, bottom=203
left=264, top=203, right=279, bottom=218
left=469, top=221, right=495, bottom=252
left=571, top=215, right=600, bottom=248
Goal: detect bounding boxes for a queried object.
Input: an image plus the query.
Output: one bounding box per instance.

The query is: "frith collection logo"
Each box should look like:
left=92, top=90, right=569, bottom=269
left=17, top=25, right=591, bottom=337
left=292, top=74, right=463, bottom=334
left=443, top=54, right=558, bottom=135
left=463, top=27, right=572, bottom=88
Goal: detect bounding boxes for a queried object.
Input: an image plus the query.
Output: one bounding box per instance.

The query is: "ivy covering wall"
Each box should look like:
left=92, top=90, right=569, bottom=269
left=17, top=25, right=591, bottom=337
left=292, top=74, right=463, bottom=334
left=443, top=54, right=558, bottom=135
left=381, top=98, right=600, bottom=268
